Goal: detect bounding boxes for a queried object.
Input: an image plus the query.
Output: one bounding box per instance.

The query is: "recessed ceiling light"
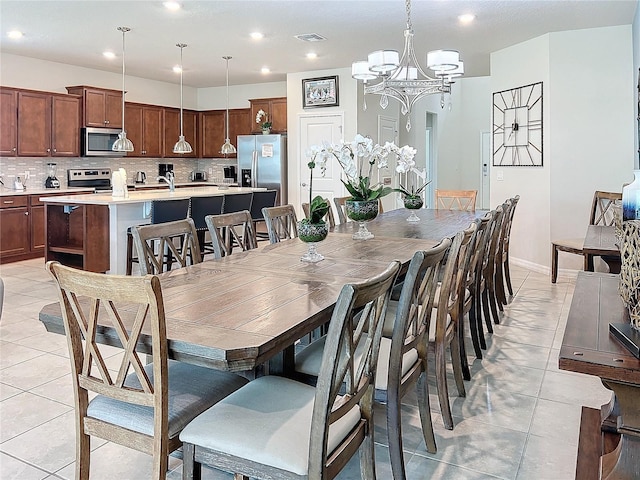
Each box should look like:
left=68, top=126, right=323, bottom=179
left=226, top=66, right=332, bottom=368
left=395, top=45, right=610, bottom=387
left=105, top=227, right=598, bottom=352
left=103, top=51, right=116, bottom=59
left=173, top=65, right=182, bottom=73
left=306, top=52, right=318, bottom=59
left=458, top=14, right=476, bottom=24
left=250, top=32, right=264, bottom=40
left=261, top=67, right=270, bottom=74
left=163, top=1, right=181, bottom=11
left=7, top=30, right=23, bottom=39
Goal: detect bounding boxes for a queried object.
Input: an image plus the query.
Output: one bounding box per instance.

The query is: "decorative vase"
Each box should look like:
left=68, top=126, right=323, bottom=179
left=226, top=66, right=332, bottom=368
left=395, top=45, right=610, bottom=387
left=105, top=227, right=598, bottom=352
left=262, top=128, right=271, bottom=135
left=622, top=170, right=640, bottom=220
left=345, top=199, right=378, bottom=240
left=403, top=195, right=423, bottom=222
left=298, top=221, right=328, bottom=263
left=619, top=220, right=640, bottom=330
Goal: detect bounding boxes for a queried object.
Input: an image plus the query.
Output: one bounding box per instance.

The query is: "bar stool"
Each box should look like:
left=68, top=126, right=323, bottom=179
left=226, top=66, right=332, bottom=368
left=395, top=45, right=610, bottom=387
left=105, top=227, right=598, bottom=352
left=249, top=190, right=278, bottom=240
left=125, top=198, right=190, bottom=275
left=222, top=192, right=253, bottom=214
left=189, top=196, right=224, bottom=259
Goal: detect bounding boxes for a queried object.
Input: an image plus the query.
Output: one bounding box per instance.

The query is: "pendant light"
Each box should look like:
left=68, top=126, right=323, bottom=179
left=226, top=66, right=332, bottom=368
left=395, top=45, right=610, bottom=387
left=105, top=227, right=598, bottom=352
left=173, top=43, right=193, bottom=154
left=220, top=56, right=237, bottom=155
left=112, top=26, right=134, bottom=152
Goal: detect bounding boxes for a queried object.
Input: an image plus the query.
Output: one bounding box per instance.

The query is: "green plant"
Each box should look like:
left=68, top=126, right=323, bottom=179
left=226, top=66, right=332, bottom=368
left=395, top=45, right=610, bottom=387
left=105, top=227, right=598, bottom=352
left=394, top=179, right=431, bottom=198
left=301, top=158, right=329, bottom=225
left=256, top=109, right=272, bottom=130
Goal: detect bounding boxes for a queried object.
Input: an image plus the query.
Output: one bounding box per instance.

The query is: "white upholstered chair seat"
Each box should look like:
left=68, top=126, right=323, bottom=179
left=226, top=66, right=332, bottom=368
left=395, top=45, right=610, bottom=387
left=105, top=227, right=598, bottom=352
left=179, top=375, right=361, bottom=476
left=296, top=334, right=419, bottom=391
left=87, top=360, right=248, bottom=439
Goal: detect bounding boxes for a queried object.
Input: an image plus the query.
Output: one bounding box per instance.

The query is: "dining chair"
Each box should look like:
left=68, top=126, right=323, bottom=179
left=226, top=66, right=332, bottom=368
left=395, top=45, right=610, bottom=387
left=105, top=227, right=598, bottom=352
left=302, top=197, right=336, bottom=228
left=551, top=190, right=621, bottom=282
left=494, top=197, right=520, bottom=307
left=179, top=261, right=401, bottom=480
left=45, top=261, right=248, bottom=480
left=435, top=189, right=477, bottom=211
left=189, top=195, right=224, bottom=259
left=131, top=218, right=202, bottom=274
left=125, top=198, right=190, bottom=275
left=262, top=204, right=299, bottom=243
left=205, top=210, right=258, bottom=258
left=249, top=189, right=278, bottom=240
left=497, top=195, right=520, bottom=300
left=334, top=196, right=383, bottom=224
left=222, top=192, right=253, bottom=214
left=480, top=205, right=506, bottom=329
left=295, top=241, right=450, bottom=480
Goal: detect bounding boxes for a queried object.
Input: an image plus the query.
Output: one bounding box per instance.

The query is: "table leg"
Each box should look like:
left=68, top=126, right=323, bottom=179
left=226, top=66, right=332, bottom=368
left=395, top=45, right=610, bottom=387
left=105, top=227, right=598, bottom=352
left=600, top=390, right=620, bottom=433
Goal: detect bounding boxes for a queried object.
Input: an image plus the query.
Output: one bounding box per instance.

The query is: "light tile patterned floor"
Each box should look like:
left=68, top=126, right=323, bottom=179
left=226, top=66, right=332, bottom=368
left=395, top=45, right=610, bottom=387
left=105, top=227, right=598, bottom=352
left=0, top=258, right=611, bottom=479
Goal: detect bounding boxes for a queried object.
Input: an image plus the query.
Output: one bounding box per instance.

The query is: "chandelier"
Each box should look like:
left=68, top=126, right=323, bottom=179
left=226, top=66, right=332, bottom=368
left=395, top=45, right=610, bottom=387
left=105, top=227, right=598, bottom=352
left=351, top=0, right=464, bottom=131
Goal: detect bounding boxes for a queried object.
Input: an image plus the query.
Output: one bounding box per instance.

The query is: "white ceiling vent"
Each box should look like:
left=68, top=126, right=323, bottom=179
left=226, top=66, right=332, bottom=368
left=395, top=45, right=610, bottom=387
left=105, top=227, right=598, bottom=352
left=295, top=33, right=326, bottom=42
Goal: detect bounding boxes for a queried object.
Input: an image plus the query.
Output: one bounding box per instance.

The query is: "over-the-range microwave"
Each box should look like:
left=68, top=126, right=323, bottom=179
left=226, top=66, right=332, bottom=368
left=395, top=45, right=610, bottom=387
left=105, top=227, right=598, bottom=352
left=81, top=127, right=126, bottom=157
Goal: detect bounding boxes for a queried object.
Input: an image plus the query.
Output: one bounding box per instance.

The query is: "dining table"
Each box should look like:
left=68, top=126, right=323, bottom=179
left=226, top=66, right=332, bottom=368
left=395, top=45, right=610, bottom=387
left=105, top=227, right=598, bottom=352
left=38, top=208, right=488, bottom=376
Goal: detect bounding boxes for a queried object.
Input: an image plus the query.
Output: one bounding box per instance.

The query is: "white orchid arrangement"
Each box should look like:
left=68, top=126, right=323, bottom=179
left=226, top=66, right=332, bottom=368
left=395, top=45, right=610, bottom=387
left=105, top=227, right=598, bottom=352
left=394, top=153, right=431, bottom=198
left=307, top=134, right=417, bottom=202
left=255, top=109, right=272, bottom=130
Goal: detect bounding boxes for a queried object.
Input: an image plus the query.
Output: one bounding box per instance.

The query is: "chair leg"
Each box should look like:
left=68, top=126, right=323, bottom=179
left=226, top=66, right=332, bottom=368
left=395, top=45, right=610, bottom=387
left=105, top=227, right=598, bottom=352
left=152, top=438, right=169, bottom=480
left=495, top=266, right=507, bottom=309
left=435, top=342, right=453, bottom=430
left=458, top=311, right=471, bottom=381
left=504, top=254, right=514, bottom=297
left=584, top=253, right=592, bottom=272
left=488, top=281, right=501, bottom=324
left=182, top=443, right=202, bottom=480
left=416, top=372, right=437, bottom=454
left=468, top=296, right=483, bottom=359
left=481, top=287, right=494, bottom=334
left=359, top=407, right=377, bottom=480
left=76, top=429, right=90, bottom=480
left=126, top=231, right=134, bottom=275
left=387, top=389, right=408, bottom=480
left=450, top=335, right=466, bottom=398
left=551, top=244, right=559, bottom=283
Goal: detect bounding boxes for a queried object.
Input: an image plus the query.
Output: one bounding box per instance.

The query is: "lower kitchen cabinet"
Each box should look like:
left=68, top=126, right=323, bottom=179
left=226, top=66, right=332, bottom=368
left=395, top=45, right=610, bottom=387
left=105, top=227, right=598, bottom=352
left=0, top=196, right=30, bottom=259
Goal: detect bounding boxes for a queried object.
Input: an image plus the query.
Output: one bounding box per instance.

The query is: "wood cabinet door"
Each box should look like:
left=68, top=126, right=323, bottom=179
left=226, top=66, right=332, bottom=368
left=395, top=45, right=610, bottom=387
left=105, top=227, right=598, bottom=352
left=200, top=110, right=225, bottom=158
left=51, top=95, right=80, bottom=156
left=226, top=109, right=251, bottom=158
left=270, top=98, right=287, bottom=133
left=124, top=103, right=143, bottom=156
left=17, top=91, right=51, bottom=156
left=250, top=100, right=271, bottom=134
left=30, top=205, right=45, bottom=252
left=142, top=106, right=163, bottom=157
left=0, top=207, right=29, bottom=257
left=0, top=89, right=17, bottom=156
left=163, top=108, right=197, bottom=157
left=85, top=89, right=108, bottom=127
left=105, top=91, right=123, bottom=128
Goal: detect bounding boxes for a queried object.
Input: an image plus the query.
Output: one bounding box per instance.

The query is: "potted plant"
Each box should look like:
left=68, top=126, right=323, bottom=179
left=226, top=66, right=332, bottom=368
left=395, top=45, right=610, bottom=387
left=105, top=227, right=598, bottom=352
left=256, top=109, right=272, bottom=134
left=298, top=155, right=330, bottom=263
left=394, top=157, right=430, bottom=222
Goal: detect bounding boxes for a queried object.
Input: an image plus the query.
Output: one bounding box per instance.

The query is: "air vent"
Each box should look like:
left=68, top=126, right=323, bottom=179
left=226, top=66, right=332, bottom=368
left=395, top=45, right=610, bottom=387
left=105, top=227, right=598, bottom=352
left=295, top=33, right=326, bottom=42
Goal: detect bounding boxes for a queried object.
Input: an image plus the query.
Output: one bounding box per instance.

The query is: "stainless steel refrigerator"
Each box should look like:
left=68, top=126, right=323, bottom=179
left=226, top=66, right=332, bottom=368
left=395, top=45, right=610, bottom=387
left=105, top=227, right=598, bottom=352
left=237, top=134, right=287, bottom=205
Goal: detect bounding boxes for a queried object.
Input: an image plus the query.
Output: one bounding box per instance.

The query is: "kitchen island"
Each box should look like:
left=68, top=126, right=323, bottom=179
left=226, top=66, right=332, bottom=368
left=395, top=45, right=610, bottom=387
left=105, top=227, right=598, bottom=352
left=40, top=186, right=264, bottom=274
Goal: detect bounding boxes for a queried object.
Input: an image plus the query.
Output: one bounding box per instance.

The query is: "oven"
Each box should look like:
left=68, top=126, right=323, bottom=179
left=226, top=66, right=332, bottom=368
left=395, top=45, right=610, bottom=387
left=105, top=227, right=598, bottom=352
left=67, top=168, right=112, bottom=191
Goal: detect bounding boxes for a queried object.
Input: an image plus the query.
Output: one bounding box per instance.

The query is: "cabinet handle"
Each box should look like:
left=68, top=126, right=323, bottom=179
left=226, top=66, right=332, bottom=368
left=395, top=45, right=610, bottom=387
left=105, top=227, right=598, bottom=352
left=12, top=147, right=16, bottom=152
left=25, top=211, right=29, bottom=216
left=3, top=200, right=14, bottom=204
left=46, top=148, right=51, bottom=153
left=53, top=148, right=57, bottom=153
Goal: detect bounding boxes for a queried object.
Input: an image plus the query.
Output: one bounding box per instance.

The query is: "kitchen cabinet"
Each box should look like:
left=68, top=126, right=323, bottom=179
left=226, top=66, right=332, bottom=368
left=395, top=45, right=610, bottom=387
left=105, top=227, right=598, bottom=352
left=163, top=108, right=198, bottom=158
left=66, top=86, right=122, bottom=128
left=0, top=88, right=17, bottom=156
left=250, top=97, right=287, bottom=134
left=16, top=91, right=80, bottom=157
left=125, top=103, right=164, bottom=157
left=199, top=109, right=251, bottom=158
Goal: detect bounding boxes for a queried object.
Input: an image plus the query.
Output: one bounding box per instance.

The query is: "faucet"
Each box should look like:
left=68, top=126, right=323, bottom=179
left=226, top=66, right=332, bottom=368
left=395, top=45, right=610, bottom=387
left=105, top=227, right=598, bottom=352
left=157, top=171, right=175, bottom=192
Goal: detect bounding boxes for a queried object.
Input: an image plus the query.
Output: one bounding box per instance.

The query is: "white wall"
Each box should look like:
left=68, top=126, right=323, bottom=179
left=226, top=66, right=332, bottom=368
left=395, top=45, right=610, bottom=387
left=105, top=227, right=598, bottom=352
left=197, top=82, right=286, bottom=110
left=491, top=25, right=634, bottom=271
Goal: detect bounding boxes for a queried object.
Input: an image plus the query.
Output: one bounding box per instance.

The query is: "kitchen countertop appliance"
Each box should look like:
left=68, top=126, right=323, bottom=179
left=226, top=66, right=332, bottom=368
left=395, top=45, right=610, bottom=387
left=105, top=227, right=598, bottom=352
left=67, top=168, right=112, bottom=191
left=238, top=134, right=287, bottom=205
left=135, top=171, right=146, bottom=184
left=45, top=163, right=60, bottom=189
left=190, top=171, right=207, bottom=182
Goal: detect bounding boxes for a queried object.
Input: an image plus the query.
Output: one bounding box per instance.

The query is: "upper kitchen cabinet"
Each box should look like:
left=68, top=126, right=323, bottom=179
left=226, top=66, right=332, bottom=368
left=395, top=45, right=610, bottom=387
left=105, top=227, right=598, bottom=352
left=249, top=97, right=287, bottom=134
left=66, top=86, right=122, bottom=128
left=16, top=91, right=80, bottom=157
left=125, top=103, right=163, bottom=157
left=199, top=110, right=225, bottom=158
left=163, top=108, right=198, bottom=158
left=0, top=88, right=17, bottom=156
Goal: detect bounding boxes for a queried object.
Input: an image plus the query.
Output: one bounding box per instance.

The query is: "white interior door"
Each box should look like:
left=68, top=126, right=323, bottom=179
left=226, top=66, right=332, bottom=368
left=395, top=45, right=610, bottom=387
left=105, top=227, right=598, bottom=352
left=299, top=114, right=345, bottom=215
left=480, top=131, right=491, bottom=209
left=377, top=116, right=399, bottom=212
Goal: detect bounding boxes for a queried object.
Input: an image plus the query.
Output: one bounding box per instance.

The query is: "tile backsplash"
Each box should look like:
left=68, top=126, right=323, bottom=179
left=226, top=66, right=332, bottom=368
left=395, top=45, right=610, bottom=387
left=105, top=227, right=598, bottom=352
left=0, top=156, right=238, bottom=189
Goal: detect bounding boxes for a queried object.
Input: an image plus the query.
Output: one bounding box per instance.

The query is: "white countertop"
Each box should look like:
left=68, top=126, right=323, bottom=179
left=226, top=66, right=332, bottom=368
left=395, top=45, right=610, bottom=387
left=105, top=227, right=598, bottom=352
left=0, top=187, right=94, bottom=197
left=39, top=186, right=264, bottom=205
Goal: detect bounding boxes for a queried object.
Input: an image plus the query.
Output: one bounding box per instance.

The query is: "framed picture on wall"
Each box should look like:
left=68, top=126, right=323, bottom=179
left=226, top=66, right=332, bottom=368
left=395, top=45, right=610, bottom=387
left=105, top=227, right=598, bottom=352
left=302, top=75, right=339, bottom=108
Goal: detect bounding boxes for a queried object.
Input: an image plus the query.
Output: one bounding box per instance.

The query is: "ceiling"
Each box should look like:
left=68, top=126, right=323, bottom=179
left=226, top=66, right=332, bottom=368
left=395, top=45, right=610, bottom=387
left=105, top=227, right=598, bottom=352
left=1, top=0, right=637, bottom=88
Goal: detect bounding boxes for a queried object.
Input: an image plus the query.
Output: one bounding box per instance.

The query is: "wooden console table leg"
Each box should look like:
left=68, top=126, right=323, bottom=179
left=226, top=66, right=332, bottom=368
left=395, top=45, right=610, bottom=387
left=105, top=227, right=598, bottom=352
left=600, top=380, right=640, bottom=480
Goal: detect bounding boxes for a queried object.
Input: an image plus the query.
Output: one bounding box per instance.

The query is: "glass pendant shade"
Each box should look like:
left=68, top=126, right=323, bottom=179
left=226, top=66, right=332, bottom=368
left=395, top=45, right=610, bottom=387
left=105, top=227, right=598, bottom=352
left=113, top=26, right=134, bottom=153
left=173, top=43, right=193, bottom=154
left=352, top=61, right=377, bottom=80
left=368, top=50, right=399, bottom=73
left=427, top=49, right=460, bottom=72
left=220, top=56, right=236, bottom=155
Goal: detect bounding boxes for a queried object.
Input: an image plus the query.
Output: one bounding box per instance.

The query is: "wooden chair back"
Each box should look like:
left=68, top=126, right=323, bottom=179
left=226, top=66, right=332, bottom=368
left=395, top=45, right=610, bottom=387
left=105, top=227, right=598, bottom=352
left=590, top=191, right=622, bottom=226
left=262, top=204, right=298, bottom=244
left=205, top=210, right=257, bottom=258
left=132, top=218, right=202, bottom=275
left=435, top=189, right=477, bottom=211
left=310, top=260, right=401, bottom=477
left=302, top=198, right=336, bottom=228
left=45, top=261, right=171, bottom=479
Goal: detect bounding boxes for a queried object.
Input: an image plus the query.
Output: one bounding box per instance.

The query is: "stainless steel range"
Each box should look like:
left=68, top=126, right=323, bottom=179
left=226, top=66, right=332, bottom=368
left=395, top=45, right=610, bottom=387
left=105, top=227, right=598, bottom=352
left=67, top=168, right=112, bottom=191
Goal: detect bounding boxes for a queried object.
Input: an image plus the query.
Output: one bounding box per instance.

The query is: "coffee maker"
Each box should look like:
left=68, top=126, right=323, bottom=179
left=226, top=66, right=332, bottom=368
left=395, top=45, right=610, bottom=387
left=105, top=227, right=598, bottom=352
left=44, top=163, right=60, bottom=188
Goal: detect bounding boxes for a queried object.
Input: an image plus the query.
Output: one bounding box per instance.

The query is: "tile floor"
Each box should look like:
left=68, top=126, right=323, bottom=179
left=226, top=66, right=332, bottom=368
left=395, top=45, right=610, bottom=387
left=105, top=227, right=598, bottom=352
left=0, top=258, right=612, bottom=479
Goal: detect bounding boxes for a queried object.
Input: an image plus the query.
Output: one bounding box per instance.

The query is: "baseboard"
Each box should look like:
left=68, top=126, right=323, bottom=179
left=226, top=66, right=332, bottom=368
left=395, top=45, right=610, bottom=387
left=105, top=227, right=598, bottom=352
left=509, top=256, right=579, bottom=281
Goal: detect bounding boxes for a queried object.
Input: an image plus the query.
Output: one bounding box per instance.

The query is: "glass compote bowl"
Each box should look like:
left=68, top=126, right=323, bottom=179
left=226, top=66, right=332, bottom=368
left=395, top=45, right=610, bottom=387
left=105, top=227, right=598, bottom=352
left=403, top=195, right=423, bottom=222
left=345, top=199, right=378, bottom=240
left=298, top=221, right=328, bottom=263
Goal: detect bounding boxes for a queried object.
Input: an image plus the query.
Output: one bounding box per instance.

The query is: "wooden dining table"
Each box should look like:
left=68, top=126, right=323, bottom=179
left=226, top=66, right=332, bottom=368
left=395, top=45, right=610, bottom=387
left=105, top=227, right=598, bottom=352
left=38, top=208, right=487, bottom=375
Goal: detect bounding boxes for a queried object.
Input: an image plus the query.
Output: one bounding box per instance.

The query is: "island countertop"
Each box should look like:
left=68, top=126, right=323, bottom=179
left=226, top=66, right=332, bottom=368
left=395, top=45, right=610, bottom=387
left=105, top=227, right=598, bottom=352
left=39, top=186, right=264, bottom=205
